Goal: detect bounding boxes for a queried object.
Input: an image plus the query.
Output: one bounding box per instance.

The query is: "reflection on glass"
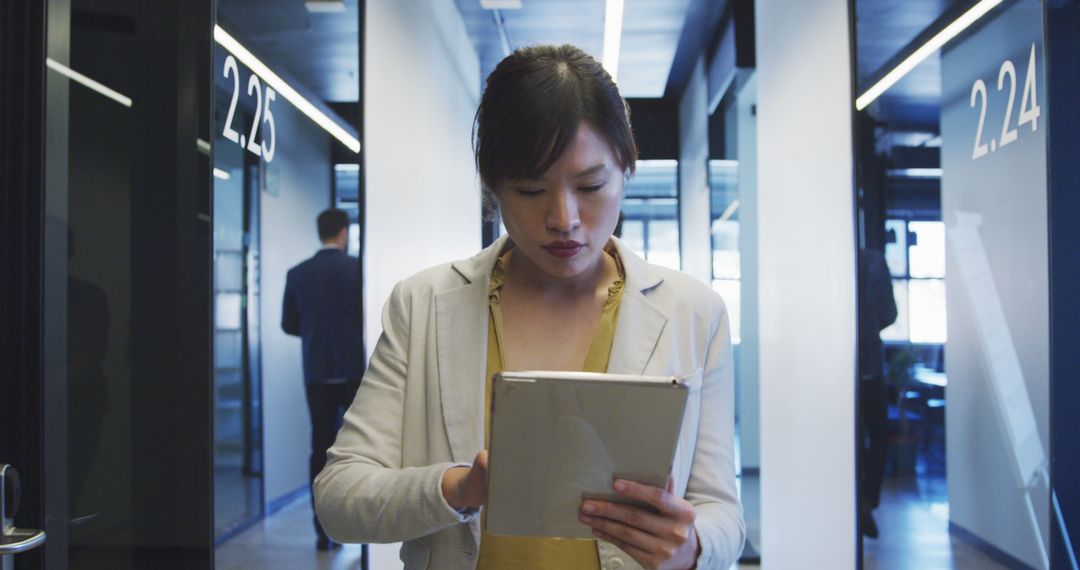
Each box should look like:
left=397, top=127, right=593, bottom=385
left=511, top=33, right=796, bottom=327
left=909, top=221, right=945, bottom=278
left=624, top=160, right=680, bottom=269
left=881, top=280, right=910, bottom=341
left=909, top=279, right=947, bottom=343
left=884, top=219, right=907, bottom=277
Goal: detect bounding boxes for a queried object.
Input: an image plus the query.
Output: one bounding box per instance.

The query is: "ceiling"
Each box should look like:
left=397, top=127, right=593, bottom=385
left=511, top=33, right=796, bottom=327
left=855, top=0, right=969, bottom=132
left=212, top=0, right=967, bottom=135
left=217, top=0, right=360, bottom=103
left=453, top=0, right=694, bottom=99
left=216, top=0, right=693, bottom=104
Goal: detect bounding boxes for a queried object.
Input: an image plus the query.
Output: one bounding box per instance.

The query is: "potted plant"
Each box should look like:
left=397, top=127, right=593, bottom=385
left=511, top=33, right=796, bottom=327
left=886, top=347, right=920, bottom=475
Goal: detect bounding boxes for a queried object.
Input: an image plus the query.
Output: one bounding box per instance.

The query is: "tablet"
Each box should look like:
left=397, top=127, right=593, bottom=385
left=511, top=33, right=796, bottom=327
left=485, top=370, right=690, bottom=538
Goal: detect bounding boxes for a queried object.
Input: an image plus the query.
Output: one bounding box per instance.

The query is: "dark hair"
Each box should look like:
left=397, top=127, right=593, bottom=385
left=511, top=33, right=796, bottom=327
left=317, top=209, right=349, bottom=241
left=473, top=44, right=638, bottom=197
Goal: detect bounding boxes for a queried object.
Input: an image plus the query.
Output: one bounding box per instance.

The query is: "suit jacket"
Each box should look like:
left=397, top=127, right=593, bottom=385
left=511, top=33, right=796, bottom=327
left=282, top=248, right=363, bottom=384
left=857, top=249, right=898, bottom=379
left=314, top=236, right=745, bottom=569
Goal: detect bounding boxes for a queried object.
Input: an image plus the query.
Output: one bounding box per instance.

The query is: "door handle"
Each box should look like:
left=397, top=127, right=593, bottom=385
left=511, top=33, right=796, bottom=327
left=0, top=528, right=46, bottom=555
left=1, top=464, right=46, bottom=556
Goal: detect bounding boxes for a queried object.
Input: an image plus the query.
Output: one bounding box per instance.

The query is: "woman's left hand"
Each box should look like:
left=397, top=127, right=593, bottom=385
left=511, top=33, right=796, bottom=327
left=579, top=478, right=699, bottom=570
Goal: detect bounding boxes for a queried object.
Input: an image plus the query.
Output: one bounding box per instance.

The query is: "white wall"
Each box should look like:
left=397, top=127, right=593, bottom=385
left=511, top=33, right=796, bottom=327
left=259, top=98, right=333, bottom=504
left=364, top=0, right=482, bottom=357
left=678, top=55, right=713, bottom=284
left=364, top=0, right=482, bottom=565
left=755, top=1, right=857, bottom=568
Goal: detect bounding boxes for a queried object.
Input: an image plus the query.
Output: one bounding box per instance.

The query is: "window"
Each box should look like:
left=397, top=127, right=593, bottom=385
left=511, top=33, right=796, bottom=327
left=622, top=160, right=680, bottom=270
left=334, top=163, right=361, bottom=256
left=709, top=159, right=740, bottom=343
left=881, top=218, right=947, bottom=344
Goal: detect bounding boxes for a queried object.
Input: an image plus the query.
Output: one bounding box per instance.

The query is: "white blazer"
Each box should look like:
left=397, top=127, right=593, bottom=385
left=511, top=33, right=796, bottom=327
left=314, top=236, right=745, bottom=569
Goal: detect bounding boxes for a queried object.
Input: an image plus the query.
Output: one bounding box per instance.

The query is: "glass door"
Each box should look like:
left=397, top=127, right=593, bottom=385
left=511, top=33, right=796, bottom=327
left=2, top=0, right=215, bottom=568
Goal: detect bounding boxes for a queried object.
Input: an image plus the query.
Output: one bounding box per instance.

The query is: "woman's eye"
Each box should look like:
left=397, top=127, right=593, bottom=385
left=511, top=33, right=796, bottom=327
left=579, top=183, right=605, bottom=193
left=515, top=188, right=544, bottom=196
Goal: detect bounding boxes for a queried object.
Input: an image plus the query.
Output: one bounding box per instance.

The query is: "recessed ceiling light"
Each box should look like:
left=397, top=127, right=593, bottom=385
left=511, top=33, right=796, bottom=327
left=480, top=0, right=523, bottom=10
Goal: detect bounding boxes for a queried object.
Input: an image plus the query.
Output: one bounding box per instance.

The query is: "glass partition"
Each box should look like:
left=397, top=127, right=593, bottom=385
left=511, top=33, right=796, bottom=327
left=211, top=0, right=362, bottom=561
left=41, top=0, right=215, bottom=567
left=622, top=160, right=681, bottom=270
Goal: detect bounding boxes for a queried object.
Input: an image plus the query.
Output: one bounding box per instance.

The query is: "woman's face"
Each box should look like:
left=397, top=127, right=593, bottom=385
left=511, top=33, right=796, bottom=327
left=495, top=122, right=624, bottom=283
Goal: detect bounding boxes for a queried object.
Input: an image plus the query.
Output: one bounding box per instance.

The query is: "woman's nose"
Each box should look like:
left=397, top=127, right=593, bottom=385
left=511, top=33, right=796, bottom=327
left=545, top=189, right=580, bottom=233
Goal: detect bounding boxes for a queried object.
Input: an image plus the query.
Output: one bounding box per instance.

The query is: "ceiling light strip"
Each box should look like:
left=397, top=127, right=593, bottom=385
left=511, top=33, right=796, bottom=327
left=603, top=0, right=625, bottom=83
left=213, top=168, right=232, bottom=180
left=45, top=58, right=133, bottom=108
left=213, top=25, right=361, bottom=153
left=855, top=0, right=1004, bottom=111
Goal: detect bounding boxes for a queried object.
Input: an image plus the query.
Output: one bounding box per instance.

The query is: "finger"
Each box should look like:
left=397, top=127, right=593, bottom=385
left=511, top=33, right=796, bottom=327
left=613, top=480, right=695, bottom=523
left=581, top=512, right=682, bottom=558
left=666, top=474, right=674, bottom=494
left=475, top=450, right=489, bottom=471
left=580, top=501, right=690, bottom=545
left=591, top=528, right=662, bottom=570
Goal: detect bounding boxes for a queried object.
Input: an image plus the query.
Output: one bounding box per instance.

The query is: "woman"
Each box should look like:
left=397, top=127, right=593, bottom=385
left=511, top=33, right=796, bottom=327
left=314, top=44, right=744, bottom=570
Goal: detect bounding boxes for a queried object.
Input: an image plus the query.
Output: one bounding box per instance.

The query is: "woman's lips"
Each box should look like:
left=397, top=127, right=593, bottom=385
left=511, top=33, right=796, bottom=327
left=542, top=241, right=584, bottom=258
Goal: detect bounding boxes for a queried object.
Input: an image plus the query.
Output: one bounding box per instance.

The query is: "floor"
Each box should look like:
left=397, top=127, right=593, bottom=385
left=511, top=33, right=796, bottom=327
left=217, top=463, right=1014, bottom=570
left=214, top=464, right=262, bottom=538
left=215, top=494, right=368, bottom=570
left=861, top=476, right=1014, bottom=570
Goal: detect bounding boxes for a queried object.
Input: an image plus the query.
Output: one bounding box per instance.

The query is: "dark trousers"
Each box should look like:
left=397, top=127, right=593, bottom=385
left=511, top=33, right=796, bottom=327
left=860, top=376, right=888, bottom=509
left=305, top=380, right=361, bottom=542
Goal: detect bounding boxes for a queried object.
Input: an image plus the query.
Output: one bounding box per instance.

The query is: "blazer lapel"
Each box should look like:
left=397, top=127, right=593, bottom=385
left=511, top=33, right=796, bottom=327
left=607, top=238, right=668, bottom=375
left=435, top=236, right=509, bottom=463
left=435, top=282, right=488, bottom=463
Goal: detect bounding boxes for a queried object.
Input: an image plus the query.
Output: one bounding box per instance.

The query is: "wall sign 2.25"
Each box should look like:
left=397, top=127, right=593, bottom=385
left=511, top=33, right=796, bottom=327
left=222, top=54, right=277, bottom=162
left=969, top=43, right=1041, bottom=161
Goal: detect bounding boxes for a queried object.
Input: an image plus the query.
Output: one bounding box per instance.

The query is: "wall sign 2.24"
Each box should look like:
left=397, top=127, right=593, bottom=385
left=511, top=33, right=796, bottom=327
left=969, top=43, right=1041, bottom=160
left=222, top=54, right=277, bottom=162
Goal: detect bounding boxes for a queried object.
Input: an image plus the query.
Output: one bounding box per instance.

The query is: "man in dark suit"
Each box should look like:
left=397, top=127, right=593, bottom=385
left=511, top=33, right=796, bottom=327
left=858, top=248, right=898, bottom=539
left=282, top=208, right=363, bottom=551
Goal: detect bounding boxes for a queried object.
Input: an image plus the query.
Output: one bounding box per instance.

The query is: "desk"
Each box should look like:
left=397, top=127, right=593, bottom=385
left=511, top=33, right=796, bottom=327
left=913, top=366, right=947, bottom=388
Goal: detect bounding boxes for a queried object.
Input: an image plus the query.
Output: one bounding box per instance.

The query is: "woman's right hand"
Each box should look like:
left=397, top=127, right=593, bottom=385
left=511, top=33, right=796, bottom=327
left=441, top=450, right=488, bottom=510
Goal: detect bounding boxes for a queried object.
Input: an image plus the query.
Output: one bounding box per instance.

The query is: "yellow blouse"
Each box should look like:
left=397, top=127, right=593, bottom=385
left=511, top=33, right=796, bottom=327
left=477, top=248, right=625, bottom=570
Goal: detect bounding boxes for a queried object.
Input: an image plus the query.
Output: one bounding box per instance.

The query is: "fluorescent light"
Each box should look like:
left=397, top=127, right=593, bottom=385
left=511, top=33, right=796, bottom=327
left=213, top=168, right=232, bottom=180
left=887, top=168, right=943, bottom=179
left=855, top=0, right=1004, bottom=111
left=305, top=0, right=346, bottom=13
left=638, top=159, right=679, bottom=168
left=213, top=26, right=361, bottom=153
left=710, top=159, right=739, bottom=169
left=334, top=163, right=360, bottom=172
left=480, top=0, right=522, bottom=8
left=197, top=138, right=212, bottom=155
left=45, top=57, right=132, bottom=108
left=603, top=0, right=624, bottom=82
